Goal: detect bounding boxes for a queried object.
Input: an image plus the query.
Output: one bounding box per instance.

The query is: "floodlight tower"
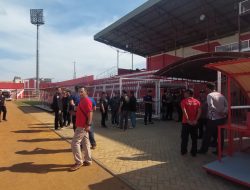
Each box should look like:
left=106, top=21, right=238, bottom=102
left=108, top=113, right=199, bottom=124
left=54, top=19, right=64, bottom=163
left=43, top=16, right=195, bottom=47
left=30, top=9, right=44, bottom=95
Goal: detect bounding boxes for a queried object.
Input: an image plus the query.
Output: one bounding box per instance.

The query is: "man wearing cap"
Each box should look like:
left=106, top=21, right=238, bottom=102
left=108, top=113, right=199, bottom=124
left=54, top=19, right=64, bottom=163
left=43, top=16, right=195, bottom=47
left=181, top=89, right=201, bottom=157
left=70, top=87, right=93, bottom=171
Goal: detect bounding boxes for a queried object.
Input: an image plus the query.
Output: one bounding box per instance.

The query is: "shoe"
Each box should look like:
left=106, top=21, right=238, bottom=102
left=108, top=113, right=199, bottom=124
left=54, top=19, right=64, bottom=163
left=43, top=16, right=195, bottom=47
left=197, top=149, right=206, bottom=154
left=91, top=145, right=96, bottom=150
left=191, top=153, right=196, bottom=157
left=83, top=161, right=92, bottom=166
left=149, top=121, right=154, bottom=124
left=144, top=123, right=147, bottom=125
left=181, top=151, right=187, bottom=155
left=69, top=163, right=83, bottom=171
left=3, top=119, right=7, bottom=121
left=212, top=151, right=218, bottom=155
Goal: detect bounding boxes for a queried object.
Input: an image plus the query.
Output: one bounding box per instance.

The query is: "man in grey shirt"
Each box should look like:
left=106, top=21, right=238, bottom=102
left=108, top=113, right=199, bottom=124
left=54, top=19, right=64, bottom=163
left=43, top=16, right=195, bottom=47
left=198, top=82, right=228, bottom=154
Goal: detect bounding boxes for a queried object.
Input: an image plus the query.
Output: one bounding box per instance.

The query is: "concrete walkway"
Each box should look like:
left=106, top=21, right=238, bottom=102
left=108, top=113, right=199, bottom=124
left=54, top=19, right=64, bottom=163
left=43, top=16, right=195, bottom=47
left=0, top=102, right=132, bottom=190
left=2, top=101, right=248, bottom=190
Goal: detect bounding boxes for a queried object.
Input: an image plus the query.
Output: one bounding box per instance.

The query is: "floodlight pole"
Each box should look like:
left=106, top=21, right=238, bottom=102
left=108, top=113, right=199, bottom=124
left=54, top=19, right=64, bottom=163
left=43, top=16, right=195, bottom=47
left=36, top=24, right=39, bottom=92
left=73, top=61, right=76, bottom=79
left=30, top=9, right=44, bottom=97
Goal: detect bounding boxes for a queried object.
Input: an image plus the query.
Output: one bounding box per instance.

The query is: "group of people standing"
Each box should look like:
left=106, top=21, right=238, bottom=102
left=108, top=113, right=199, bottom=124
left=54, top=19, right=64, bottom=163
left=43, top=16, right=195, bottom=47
left=180, top=82, right=228, bottom=157
left=51, top=81, right=227, bottom=171
left=161, top=89, right=183, bottom=122
left=0, top=90, right=7, bottom=122
left=99, top=90, right=137, bottom=130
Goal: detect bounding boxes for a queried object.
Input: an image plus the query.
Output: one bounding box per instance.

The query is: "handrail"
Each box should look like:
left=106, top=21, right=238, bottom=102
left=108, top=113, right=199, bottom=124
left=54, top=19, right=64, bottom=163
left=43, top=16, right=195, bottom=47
left=231, top=105, right=250, bottom=109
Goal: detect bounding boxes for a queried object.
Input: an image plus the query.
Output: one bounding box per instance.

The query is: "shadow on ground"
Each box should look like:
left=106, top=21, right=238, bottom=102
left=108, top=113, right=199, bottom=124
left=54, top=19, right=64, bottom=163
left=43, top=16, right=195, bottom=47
left=88, top=177, right=132, bottom=190
left=15, top=148, right=71, bottom=155
left=28, top=123, right=54, bottom=126
left=18, top=138, right=71, bottom=143
left=0, top=162, right=71, bottom=174
left=11, top=130, right=50, bottom=133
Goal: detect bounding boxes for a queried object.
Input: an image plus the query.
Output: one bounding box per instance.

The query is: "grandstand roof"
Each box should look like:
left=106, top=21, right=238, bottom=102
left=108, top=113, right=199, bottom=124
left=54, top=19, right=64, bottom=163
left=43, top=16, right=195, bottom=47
left=94, top=0, right=250, bottom=57
left=155, top=52, right=250, bottom=81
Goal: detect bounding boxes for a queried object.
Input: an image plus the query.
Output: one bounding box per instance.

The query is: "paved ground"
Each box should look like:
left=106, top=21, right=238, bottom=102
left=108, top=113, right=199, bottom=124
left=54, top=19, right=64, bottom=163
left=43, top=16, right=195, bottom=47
left=0, top=102, right=132, bottom=190
left=0, top=101, right=248, bottom=190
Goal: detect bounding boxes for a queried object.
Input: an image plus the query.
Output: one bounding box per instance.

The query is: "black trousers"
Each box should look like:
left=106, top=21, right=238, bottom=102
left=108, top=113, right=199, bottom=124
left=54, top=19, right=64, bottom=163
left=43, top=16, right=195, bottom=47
left=111, top=110, right=119, bottom=125
left=144, top=107, right=152, bottom=124
left=181, top=123, right=198, bottom=155
left=166, top=103, right=173, bottom=120
left=89, top=126, right=96, bottom=146
left=54, top=110, right=63, bottom=130
left=198, top=118, right=207, bottom=139
left=72, top=115, right=76, bottom=131
left=199, top=118, right=226, bottom=153
left=63, top=110, right=71, bottom=125
left=161, top=105, right=167, bottom=120
left=101, top=111, right=107, bottom=127
left=176, top=105, right=182, bottom=122
left=0, top=106, right=7, bottom=120
left=119, top=110, right=129, bottom=130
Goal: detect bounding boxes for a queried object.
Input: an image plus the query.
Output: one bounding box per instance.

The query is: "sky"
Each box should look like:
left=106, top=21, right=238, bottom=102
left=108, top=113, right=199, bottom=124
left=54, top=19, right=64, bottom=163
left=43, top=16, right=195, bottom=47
left=0, top=0, right=147, bottom=82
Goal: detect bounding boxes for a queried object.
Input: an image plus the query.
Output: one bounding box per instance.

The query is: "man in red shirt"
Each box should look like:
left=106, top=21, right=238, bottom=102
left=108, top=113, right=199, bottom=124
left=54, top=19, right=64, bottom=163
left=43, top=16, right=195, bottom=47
left=70, top=87, right=93, bottom=171
left=181, top=89, right=201, bottom=157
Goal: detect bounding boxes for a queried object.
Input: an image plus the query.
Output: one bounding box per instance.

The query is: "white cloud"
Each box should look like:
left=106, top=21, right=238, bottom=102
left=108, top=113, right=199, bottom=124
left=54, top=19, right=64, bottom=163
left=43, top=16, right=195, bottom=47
left=0, top=1, right=145, bottom=82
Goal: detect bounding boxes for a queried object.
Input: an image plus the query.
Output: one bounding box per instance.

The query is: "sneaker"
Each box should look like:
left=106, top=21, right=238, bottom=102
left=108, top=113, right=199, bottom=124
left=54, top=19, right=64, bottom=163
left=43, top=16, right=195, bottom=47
left=69, top=163, right=83, bottom=171
left=83, top=161, right=92, bottom=166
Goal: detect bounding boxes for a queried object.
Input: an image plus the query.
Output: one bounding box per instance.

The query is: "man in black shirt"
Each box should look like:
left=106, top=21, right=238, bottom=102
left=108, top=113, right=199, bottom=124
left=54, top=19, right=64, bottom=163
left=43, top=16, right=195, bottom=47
left=129, top=91, right=137, bottom=128
left=110, top=92, right=120, bottom=126
left=51, top=88, right=63, bottom=130
left=0, top=90, right=7, bottom=122
left=119, top=90, right=130, bottom=130
left=100, top=92, right=108, bottom=128
left=62, top=90, right=71, bottom=127
left=143, top=90, right=154, bottom=125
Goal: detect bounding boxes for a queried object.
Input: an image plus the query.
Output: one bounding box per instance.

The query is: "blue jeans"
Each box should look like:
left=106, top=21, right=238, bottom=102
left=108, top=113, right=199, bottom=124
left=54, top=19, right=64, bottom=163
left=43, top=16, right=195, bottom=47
left=89, top=125, right=96, bottom=146
left=130, top=112, right=136, bottom=128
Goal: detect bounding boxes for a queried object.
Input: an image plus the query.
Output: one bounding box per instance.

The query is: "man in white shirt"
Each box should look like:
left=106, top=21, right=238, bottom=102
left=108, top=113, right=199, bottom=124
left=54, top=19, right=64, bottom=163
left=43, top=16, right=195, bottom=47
left=198, top=82, right=228, bottom=154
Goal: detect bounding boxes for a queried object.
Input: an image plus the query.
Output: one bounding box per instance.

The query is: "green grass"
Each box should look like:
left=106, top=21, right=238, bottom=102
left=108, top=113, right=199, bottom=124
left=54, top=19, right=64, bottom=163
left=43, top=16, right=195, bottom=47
left=15, top=100, right=42, bottom=106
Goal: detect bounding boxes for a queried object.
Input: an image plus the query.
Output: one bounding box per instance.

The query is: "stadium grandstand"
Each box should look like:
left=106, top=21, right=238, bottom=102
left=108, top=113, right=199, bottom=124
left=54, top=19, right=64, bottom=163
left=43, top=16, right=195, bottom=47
left=93, top=0, right=250, bottom=187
